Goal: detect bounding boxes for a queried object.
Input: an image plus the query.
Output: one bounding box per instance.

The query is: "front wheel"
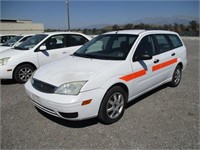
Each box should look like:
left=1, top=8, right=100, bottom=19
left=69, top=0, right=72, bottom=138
left=98, top=86, right=127, bottom=124
left=169, top=65, right=182, bottom=87
left=14, top=64, right=35, bottom=83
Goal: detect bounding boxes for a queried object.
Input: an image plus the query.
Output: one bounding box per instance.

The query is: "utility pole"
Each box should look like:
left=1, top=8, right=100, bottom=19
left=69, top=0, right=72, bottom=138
left=66, top=0, right=70, bottom=31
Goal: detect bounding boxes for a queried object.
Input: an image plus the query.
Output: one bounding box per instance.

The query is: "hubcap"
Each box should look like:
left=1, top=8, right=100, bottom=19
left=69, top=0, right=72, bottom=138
left=174, top=69, right=181, bottom=84
left=19, top=67, right=33, bottom=82
left=106, top=92, right=124, bottom=119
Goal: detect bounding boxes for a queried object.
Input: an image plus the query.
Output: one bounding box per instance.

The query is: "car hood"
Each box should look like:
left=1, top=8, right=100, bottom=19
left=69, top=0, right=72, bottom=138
left=0, top=48, right=25, bottom=59
left=34, top=56, right=121, bottom=86
left=0, top=46, right=11, bottom=52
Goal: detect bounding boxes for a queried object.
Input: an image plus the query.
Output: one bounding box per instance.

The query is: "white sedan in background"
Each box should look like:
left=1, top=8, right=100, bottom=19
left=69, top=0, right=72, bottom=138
left=0, top=32, right=91, bottom=83
left=0, top=35, right=33, bottom=52
left=0, top=34, right=16, bottom=45
left=25, top=30, right=187, bottom=124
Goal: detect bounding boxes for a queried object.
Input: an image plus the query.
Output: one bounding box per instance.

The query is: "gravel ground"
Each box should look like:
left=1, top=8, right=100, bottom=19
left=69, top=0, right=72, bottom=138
left=1, top=39, right=199, bottom=149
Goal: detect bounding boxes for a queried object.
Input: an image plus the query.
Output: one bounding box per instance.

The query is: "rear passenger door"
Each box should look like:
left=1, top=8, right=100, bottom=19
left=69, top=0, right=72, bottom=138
left=151, top=34, right=178, bottom=83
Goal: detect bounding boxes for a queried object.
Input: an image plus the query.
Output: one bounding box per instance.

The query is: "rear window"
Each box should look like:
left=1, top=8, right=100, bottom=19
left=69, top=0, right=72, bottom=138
left=167, top=34, right=183, bottom=48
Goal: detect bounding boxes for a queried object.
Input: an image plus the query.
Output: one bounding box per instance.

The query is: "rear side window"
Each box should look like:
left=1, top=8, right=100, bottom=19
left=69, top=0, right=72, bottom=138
left=66, top=35, right=88, bottom=47
left=154, top=34, right=172, bottom=53
left=167, top=34, right=183, bottom=48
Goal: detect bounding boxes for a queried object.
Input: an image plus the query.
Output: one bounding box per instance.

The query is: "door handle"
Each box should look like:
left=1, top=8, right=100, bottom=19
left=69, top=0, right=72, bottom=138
left=62, top=52, right=67, bottom=54
left=154, top=59, right=159, bottom=63
left=171, top=53, right=175, bottom=56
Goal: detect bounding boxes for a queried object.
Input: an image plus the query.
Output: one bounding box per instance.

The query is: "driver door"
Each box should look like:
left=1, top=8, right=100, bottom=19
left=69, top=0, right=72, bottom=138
left=129, top=35, right=159, bottom=98
left=36, top=34, right=68, bottom=66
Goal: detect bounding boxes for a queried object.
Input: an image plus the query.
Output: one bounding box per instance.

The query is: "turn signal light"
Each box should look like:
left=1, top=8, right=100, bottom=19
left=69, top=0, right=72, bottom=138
left=81, top=99, right=92, bottom=106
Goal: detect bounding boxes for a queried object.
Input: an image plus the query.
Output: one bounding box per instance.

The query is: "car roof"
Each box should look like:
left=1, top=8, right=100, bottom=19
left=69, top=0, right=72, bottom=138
left=104, top=30, right=145, bottom=35
left=0, top=34, right=17, bottom=37
left=42, top=32, right=87, bottom=36
left=19, top=34, right=34, bottom=36
left=103, top=30, right=177, bottom=35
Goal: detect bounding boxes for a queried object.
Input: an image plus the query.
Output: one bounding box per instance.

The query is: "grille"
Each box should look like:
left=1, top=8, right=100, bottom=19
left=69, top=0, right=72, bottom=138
left=32, top=79, right=57, bottom=93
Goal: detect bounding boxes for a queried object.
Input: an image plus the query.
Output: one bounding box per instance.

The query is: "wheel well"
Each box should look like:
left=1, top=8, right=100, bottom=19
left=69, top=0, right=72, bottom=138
left=177, top=62, right=183, bottom=70
left=108, top=83, right=129, bottom=98
left=13, top=62, right=37, bottom=78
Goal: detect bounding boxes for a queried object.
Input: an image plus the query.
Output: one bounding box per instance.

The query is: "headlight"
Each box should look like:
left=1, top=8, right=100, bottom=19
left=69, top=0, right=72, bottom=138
left=55, top=81, right=87, bottom=95
left=0, top=57, right=10, bottom=66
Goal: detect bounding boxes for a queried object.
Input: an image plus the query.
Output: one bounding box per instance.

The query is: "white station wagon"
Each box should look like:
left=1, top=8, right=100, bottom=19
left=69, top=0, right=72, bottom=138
left=25, top=30, right=187, bottom=124
left=0, top=32, right=91, bottom=83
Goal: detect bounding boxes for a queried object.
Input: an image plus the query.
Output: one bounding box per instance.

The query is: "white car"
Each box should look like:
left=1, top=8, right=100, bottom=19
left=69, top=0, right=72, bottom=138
left=0, top=35, right=33, bottom=52
left=0, top=32, right=91, bottom=83
left=25, top=30, right=187, bottom=124
left=0, top=34, right=16, bottom=45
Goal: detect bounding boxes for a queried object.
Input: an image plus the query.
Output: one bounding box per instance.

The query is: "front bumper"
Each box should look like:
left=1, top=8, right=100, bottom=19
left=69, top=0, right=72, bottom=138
left=25, top=80, right=106, bottom=120
left=0, top=65, right=14, bottom=79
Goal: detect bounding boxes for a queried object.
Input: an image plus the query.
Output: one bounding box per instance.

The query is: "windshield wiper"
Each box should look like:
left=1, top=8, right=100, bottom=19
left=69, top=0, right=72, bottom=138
left=72, top=53, right=100, bottom=59
left=14, top=46, right=24, bottom=50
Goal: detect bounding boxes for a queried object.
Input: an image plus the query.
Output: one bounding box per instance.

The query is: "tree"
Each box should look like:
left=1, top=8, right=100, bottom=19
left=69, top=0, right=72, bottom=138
left=189, top=20, right=198, bottom=32
left=92, top=28, right=97, bottom=34
left=179, top=24, right=185, bottom=32
left=124, top=24, right=133, bottom=29
left=83, top=28, right=88, bottom=34
left=112, top=24, right=119, bottom=31
left=173, top=23, right=180, bottom=33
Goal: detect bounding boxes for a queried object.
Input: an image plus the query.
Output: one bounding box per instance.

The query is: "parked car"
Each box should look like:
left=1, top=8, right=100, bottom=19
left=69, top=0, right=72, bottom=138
left=0, top=34, right=16, bottom=45
left=0, top=35, right=33, bottom=52
left=25, top=30, right=187, bottom=124
left=0, top=32, right=91, bottom=83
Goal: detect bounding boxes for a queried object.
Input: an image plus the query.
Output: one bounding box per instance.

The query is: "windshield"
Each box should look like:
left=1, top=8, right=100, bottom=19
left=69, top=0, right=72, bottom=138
left=2, top=36, right=23, bottom=47
left=14, top=34, right=48, bottom=50
left=73, top=34, right=138, bottom=60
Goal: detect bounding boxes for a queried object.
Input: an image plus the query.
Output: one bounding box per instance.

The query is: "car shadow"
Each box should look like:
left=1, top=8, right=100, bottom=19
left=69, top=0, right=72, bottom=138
left=36, top=84, right=169, bottom=128
left=36, top=107, right=99, bottom=128
left=1, top=79, right=18, bottom=85
left=126, top=84, right=168, bottom=109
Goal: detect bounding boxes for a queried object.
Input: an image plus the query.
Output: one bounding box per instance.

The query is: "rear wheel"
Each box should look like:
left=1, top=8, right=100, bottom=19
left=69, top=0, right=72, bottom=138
left=98, top=86, right=127, bottom=124
left=169, top=65, right=182, bottom=87
left=14, top=64, right=35, bottom=83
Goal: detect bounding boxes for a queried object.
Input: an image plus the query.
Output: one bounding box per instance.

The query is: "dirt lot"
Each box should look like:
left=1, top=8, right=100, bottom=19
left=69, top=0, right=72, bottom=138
left=1, top=39, right=199, bottom=149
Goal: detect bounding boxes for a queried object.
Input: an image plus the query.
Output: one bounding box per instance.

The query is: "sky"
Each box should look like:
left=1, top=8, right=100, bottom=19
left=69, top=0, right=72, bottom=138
left=1, top=0, right=199, bottom=29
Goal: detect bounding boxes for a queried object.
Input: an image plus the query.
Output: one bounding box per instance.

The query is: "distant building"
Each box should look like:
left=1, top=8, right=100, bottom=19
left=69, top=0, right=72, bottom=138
left=0, top=19, right=44, bottom=34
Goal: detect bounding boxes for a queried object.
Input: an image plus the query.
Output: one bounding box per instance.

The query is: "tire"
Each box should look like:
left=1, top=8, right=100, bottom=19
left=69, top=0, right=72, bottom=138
left=169, top=65, right=182, bottom=87
left=14, top=64, right=35, bottom=83
left=98, top=86, right=127, bottom=124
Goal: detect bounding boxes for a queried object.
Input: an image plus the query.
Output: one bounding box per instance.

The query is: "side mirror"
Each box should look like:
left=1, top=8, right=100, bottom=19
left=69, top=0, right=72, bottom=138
left=39, top=45, right=47, bottom=51
left=133, top=53, right=152, bottom=61
left=140, top=54, right=152, bottom=60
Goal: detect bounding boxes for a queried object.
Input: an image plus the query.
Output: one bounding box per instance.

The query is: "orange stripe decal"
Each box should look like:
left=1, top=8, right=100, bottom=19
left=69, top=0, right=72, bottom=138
left=120, top=69, right=146, bottom=82
left=152, top=58, right=177, bottom=72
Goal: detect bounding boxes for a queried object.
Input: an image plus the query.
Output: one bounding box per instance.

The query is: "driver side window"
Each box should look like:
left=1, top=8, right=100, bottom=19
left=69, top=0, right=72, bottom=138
left=133, top=35, right=155, bottom=61
left=43, top=35, right=65, bottom=50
